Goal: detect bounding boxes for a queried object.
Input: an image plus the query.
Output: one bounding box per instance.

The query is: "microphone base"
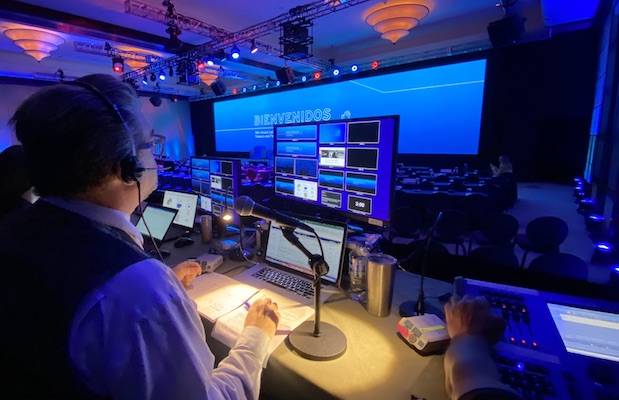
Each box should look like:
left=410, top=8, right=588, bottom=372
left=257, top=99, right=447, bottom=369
left=399, top=300, right=443, bottom=317
left=288, top=321, right=347, bottom=361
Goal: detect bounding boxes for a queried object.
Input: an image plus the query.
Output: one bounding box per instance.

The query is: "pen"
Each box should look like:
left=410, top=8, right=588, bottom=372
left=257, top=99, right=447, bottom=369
left=244, top=301, right=251, bottom=310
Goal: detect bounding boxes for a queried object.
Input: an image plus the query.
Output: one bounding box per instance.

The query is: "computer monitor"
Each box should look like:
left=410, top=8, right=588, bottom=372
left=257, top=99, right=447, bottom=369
left=162, top=190, right=199, bottom=229
left=191, top=156, right=241, bottom=226
left=273, top=115, right=399, bottom=227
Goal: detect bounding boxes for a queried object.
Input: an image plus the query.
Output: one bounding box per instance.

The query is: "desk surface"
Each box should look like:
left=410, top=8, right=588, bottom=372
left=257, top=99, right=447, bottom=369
left=166, top=235, right=452, bottom=400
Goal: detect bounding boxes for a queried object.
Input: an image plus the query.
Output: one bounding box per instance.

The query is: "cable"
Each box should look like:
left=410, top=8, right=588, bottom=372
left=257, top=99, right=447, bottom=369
left=136, top=180, right=165, bottom=263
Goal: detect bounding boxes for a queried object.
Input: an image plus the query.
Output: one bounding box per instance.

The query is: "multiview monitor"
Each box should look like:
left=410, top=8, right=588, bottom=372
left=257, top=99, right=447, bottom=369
left=273, top=115, right=399, bottom=227
left=190, top=156, right=240, bottom=225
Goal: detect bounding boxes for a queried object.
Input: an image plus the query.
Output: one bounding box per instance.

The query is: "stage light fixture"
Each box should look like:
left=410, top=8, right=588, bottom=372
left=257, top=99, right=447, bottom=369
left=232, top=88, right=238, bottom=95
left=158, top=70, right=166, bottom=81
left=301, top=76, right=307, bottom=82
left=215, top=49, right=227, bottom=62
left=150, top=72, right=156, bottom=82
left=142, top=76, right=148, bottom=85
left=197, top=60, right=205, bottom=70
left=313, top=71, right=321, bottom=79
left=276, top=80, right=281, bottom=86
left=112, top=56, right=124, bottom=73
left=372, top=60, right=379, bottom=69
left=332, top=67, right=340, bottom=76
left=231, top=45, right=240, bottom=59
left=242, top=87, right=247, bottom=93
left=206, top=57, right=214, bottom=66
left=351, top=64, right=358, bottom=72
left=250, top=40, right=258, bottom=54
left=252, top=85, right=257, bottom=91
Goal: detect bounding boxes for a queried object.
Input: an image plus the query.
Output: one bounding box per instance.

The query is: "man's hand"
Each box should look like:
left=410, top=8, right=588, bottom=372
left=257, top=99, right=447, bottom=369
left=444, top=295, right=505, bottom=344
left=171, top=260, right=202, bottom=289
left=244, top=298, right=281, bottom=337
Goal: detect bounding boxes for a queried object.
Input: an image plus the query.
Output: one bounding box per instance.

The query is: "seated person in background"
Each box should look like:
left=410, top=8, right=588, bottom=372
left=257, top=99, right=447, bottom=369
left=0, top=74, right=280, bottom=400
left=490, top=155, right=513, bottom=177
left=444, top=296, right=521, bottom=400
left=0, top=144, right=39, bottom=220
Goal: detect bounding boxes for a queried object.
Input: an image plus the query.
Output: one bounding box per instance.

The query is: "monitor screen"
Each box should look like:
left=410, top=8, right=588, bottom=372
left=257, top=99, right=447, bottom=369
left=135, top=206, right=178, bottom=241
left=162, top=190, right=199, bottom=228
left=190, top=156, right=240, bottom=225
left=273, top=115, right=399, bottom=226
left=547, top=303, right=619, bottom=363
left=211, top=59, right=485, bottom=155
left=264, top=216, right=348, bottom=286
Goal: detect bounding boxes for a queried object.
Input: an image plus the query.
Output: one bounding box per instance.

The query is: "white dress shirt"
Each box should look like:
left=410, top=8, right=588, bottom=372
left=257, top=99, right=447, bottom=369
left=46, top=197, right=270, bottom=400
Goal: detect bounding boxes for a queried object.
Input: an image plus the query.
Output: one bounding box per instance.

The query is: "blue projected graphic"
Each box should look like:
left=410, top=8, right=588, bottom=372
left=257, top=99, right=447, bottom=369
left=320, top=123, right=347, bottom=143
left=210, top=160, right=221, bottom=173
left=191, top=169, right=210, bottom=181
left=275, top=177, right=294, bottom=194
left=295, top=159, right=318, bottom=178
left=191, top=158, right=210, bottom=170
left=213, top=59, right=486, bottom=155
left=275, top=157, right=294, bottom=174
left=319, top=170, right=345, bottom=190
left=276, top=141, right=317, bottom=157
left=276, top=124, right=317, bottom=140
left=345, top=172, right=377, bottom=195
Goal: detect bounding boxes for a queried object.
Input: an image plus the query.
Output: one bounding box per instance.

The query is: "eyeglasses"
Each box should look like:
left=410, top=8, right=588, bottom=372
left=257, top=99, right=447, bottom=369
left=137, top=134, right=165, bottom=156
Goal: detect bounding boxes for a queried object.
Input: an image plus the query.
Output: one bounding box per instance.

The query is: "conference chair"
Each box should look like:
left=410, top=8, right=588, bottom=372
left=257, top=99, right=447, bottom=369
left=461, top=193, right=491, bottom=231
left=515, top=216, right=569, bottom=267
left=528, top=253, right=588, bottom=280
left=468, top=245, right=520, bottom=269
left=389, top=207, right=424, bottom=241
left=432, top=208, right=469, bottom=255
left=468, top=212, right=519, bottom=253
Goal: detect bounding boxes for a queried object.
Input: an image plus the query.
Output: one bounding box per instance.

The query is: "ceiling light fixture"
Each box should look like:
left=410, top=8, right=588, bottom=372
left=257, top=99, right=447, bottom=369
left=364, top=1, right=430, bottom=44
left=231, top=45, right=240, bottom=59
left=250, top=40, right=258, bottom=54
left=158, top=70, right=166, bottom=81
left=112, top=56, right=124, bottom=73
left=3, top=28, right=66, bottom=62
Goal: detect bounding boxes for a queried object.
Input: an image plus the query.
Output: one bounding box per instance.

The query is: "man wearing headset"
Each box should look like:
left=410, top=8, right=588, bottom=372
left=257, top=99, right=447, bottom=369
left=0, top=74, right=517, bottom=400
left=0, top=74, right=280, bottom=399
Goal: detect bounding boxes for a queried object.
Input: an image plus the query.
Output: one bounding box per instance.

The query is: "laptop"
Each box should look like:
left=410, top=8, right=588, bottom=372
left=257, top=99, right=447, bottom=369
left=135, top=205, right=178, bottom=248
left=161, top=190, right=199, bottom=240
left=233, top=215, right=348, bottom=306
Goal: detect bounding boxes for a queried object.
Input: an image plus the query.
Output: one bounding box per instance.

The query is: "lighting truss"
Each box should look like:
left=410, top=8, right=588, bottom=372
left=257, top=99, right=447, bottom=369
left=122, top=0, right=371, bottom=81
left=73, top=41, right=165, bottom=64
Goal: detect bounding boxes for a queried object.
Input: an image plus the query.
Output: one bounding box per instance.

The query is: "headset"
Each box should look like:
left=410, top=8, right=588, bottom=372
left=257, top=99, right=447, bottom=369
left=66, top=79, right=167, bottom=262
left=65, top=80, right=146, bottom=183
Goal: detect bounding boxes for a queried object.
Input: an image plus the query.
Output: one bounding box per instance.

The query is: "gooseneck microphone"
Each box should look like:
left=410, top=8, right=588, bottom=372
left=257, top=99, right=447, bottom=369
left=399, top=211, right=444, bottom=317
left=234, top=196, right=314, bottom=232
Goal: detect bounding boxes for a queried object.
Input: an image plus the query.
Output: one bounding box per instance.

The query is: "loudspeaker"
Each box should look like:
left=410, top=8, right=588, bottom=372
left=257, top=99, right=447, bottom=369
left=149, top=95, right=162, bottom=107
left=275, top=66, right=295, bottom=84
left=487, top=15, right=526, bottom=47
left=210, top=80, right=226, bottom=96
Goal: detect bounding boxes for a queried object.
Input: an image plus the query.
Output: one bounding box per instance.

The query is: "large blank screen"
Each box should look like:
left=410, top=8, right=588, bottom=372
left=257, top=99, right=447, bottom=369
left=213, top=59, right=485, bottom=155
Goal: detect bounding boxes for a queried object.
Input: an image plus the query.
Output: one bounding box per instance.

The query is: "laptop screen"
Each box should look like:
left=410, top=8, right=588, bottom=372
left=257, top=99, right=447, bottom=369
left=264, top=216, right=348, bottom=285
left=162, top=190, right=199, bottom=228
left=136, top=206, right=178, bottom=241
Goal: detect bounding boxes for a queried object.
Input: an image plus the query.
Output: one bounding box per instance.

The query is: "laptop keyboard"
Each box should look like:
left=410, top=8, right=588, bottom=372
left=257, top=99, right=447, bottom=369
left=252, top=267, right=314, bottom=299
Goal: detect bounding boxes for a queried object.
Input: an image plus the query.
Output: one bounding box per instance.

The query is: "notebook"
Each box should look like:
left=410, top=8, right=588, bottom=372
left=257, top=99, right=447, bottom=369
left=135, top=205, right=178, bottom=245
left=233, top=215, right=348, bottom=306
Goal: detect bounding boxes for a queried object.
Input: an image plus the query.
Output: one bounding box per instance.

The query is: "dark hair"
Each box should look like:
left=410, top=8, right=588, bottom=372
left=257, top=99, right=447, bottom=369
left=0, top=145, right=31, bottom=215
left=9, top=74, right=144, bottom=197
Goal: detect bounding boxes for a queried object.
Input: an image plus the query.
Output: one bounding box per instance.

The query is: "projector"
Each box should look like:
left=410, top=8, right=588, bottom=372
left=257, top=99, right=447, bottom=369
left=397, top=314, right=450, bottom=356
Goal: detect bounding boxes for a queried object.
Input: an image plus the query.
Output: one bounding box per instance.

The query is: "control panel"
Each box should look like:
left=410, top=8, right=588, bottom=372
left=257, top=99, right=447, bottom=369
left=455, top=277, right=619, bottom=399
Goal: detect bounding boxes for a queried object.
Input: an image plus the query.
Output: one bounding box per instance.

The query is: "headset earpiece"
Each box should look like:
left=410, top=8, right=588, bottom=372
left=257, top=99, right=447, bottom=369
left=120, top=155, right=145, bottom=183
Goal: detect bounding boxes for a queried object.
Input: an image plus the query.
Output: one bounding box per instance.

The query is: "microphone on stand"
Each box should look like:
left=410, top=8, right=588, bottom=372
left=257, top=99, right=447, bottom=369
left=399, top=211, right=444, bottom=317
left=234, top=196, right=346, bottom=361
left=234, top=196, right=315, bottom=232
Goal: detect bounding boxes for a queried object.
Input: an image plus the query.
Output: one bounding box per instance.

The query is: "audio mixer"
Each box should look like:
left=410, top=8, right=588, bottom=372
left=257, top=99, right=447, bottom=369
left=455, top=277, right=619, bottom=399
